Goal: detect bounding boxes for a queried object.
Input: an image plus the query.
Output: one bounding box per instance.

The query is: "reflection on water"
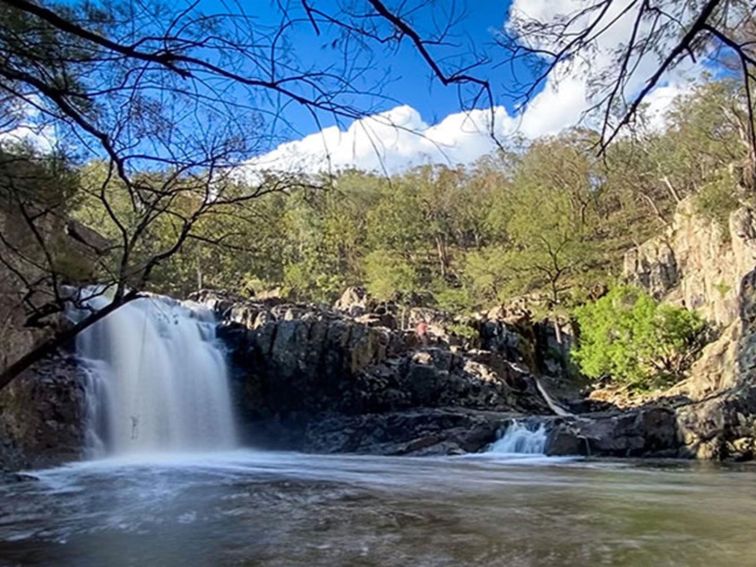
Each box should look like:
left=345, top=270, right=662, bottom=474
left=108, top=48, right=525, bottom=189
left=0, top=451, right=754, bottom=566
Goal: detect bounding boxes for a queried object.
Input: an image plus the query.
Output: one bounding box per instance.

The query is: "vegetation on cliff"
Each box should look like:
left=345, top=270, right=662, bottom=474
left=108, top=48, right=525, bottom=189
left=150, top=80, right=753, bottom=315
left=572, top=286, right=707, bottom=390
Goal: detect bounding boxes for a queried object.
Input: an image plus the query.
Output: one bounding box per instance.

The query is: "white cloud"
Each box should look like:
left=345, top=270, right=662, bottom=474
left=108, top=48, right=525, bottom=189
left=245, top=104, right=518, bottom=175
left=0, top=100, right=56, bottom=152
left=246, top=0, right=703, bottom=175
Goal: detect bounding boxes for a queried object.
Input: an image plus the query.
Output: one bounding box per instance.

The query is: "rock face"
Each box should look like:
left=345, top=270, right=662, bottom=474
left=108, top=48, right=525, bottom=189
left=545, top=408, right=681, bottom=458
left=624, top=198, right=756, bottom=326
left=194, top=290, right=551, bottom=454
left=0, top=205, right=106, bottom=471
left=669, top=269, right=756, bottom=460
left=619, top=198, right=756, bottom=461
left=0, top=209, right=104, bottom=376
left=304, top=409, right=517, bottom=456
left=0, top=355, right=90, bottom=470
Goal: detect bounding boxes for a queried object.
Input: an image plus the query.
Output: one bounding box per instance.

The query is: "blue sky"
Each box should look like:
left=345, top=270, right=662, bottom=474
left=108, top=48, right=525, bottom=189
left=203, top=0, right=519, bottom=139
left=234, top=0, right=706, bottom=173
left=38, top=1, right=702, bottom=173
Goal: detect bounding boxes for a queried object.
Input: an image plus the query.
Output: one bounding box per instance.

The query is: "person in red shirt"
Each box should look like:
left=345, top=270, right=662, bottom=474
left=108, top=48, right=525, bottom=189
left=415, top=320, right=429, bottom=346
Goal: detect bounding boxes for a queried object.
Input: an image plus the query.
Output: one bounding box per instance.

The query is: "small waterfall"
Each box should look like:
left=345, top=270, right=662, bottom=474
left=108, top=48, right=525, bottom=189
left=488, top=420, right=547, bottom=455
left=69, top=290, right=237, bottom=456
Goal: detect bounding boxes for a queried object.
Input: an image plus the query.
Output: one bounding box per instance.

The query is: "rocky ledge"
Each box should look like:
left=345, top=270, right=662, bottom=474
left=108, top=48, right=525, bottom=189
left=195, top=278, right=755, bottom=461
left=193, top=288, right=564, bottom=455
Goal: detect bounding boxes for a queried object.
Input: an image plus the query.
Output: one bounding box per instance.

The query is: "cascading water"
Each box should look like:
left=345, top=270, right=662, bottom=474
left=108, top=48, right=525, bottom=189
left=70, top=290, right=237, bottom=456
left=487, top=420, right=547, bottom=455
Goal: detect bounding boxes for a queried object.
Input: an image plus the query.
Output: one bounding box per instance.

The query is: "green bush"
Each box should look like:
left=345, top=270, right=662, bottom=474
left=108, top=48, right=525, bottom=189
left=572, top=285, right=706, bottom=390
left=694, top=169, right=740, bottom=238
left=447, top=322, right=478, bottom=342
left=363, top=249, right=418, bottom=303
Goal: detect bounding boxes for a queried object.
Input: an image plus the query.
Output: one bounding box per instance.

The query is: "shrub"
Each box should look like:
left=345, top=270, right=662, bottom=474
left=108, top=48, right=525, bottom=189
left=572, top=285, right=707, bottom=389
left=363, top=249, right=418, bottom=303
left=694, top=169, right=740, bottom=238
left=432, top=283, right=476, bottom=315
left=447, top=322, right=479, bottom=342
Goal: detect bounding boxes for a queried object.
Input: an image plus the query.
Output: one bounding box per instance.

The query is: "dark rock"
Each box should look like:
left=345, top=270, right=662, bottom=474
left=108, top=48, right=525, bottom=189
left=0, top=355, right=89, bottom=471
left=543, top=407, right=681, bottom=458
left=197, top=291, right=552, bottom=452
left=302, top=409, right=513, bottom=455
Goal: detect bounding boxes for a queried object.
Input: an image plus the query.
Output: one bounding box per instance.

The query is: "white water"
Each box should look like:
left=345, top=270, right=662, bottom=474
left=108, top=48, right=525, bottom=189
left=487, top=421, right=547, bottom=455
left=69, top=290, right=236, bottom=456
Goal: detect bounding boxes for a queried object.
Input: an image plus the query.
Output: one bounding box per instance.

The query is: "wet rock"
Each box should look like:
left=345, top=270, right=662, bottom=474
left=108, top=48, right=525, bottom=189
left=0, top=355, right=89, bottom=471
left=302, top=409, right=514, bottom=455
left=544, top=408, right=680, bottom=458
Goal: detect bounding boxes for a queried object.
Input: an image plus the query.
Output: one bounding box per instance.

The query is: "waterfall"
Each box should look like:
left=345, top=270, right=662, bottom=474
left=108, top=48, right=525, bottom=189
left=70, top=290, right=237, bottom=456
left=487, top=420, right=547, bottom=455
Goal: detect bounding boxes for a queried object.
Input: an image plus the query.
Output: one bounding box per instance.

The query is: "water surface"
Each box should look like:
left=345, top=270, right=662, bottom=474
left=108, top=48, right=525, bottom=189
left=1, top=451, right=754, bottom=566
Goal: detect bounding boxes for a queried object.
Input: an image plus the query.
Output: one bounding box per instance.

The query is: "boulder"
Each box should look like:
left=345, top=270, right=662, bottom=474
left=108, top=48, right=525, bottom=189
left=545, top=407, right=680, bottom=458
left=333, top=286, right=374, bottom=317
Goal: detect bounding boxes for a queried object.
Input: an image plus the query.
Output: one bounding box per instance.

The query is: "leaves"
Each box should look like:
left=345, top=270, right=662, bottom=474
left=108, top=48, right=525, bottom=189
left=572, top=286, right=707, bottom=389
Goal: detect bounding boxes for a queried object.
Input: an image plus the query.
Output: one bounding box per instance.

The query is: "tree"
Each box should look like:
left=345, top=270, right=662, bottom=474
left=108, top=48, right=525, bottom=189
left=1, top=0, right=488, bottom=388
left=499, top=0, right=755, bottom=159
left=504, top=134, right=601, bottom=307
left=462, top=247, right=513, bottom=305
left=573, top=285, right=707, bottom=389
left=363, top=248, right=419, bottom=327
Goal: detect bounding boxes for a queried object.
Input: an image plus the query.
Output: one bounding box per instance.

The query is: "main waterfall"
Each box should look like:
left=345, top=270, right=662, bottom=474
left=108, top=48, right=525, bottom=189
left=70, top=291, right=237, bottom=456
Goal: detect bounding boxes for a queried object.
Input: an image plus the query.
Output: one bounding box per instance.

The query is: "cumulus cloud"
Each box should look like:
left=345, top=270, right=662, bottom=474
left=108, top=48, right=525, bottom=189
left=245, top=0, right=703, bottom=175
left=245, top=105, right=520, bottom=175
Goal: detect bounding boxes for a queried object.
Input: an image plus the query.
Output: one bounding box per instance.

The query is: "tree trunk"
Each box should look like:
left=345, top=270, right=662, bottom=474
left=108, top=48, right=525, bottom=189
left=661, top=176, right=682, bottom=203
left=435, top=236, right=449, bottom=278
left=639, top=191, right=669, bottom=227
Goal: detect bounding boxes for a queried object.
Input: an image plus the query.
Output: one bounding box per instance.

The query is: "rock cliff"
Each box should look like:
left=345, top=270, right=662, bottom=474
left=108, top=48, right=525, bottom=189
left=617, top=197, right=756, bottom=460
left=0, top=355, right=90, bottom=470
left=194, top=290, right=554, bottom=455
left=0, top=205, right=102, bottom=471
left=624, top=198, right=756, bottom=326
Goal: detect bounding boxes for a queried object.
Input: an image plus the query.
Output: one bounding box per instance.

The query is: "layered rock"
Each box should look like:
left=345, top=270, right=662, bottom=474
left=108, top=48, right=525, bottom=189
left=194, top=290, right=551, bottom=454
left=624, top=198, right=756, bottom=326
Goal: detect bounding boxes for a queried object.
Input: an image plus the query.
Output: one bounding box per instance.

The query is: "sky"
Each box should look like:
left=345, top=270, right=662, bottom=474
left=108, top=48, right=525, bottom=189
left=232, top=0, right=704, bottom=175
left=3, top=0, right=705, bottom=172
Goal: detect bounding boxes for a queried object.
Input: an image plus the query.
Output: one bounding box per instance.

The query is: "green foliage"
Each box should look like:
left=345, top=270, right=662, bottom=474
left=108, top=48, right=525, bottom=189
left=363, top=249, right=418, bottom=303
left=572, top=286, right=707, bottom=389
left=714, top=281, right=732, bottom=298
left=694, top=169, right=740, bottom=238
left=447, top=322, right=478, bottom=342
left=80, top=76, right=744, bottom=314
left=432, top=284, right=476, bottom=315
left=462, top=247, right=513, bottom=303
